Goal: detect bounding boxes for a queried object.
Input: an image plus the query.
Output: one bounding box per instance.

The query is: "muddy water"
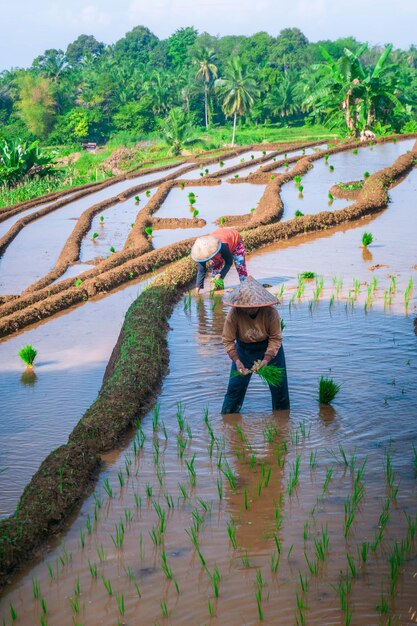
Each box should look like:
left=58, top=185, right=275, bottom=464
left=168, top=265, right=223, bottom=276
left=1, top=147, right=417, bottom=623
left=80, top=194, right=153, bottom=262
left=152, top=181, right=265, bottom=249
left=0, top=276, right=154, bottom=517
left=0, top=165, right=185, bottom=295
left=249, top=166, right=417, bottom=306
left=1, top=293, right=416, bottom=625
left=280, top=139, right=415, bottom=221
left=184, top=150, right=273, bottom=179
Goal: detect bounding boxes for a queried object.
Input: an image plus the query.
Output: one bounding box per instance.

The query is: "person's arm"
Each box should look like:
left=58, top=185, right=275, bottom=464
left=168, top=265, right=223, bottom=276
left=195, top=261, right=206, bottom=293
left=219, top=243, right=233, bottom=279
left=222, top=310, right=250, bottom=374
left=262, top=309, right=283, bottom=364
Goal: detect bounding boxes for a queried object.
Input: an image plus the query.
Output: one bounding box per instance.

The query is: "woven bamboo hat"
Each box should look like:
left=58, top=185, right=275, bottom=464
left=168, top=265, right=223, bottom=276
left=224, top=276, right=279, bottom=308
left=191, top=235, right=222, bottom=262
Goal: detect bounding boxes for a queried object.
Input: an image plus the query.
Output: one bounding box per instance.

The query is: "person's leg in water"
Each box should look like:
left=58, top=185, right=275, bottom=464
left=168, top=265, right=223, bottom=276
left=267, top=346, right=290, bottom=410
left=221, top=359, right=252, bottom=414
left=221, top=340, right=260, bottom=414
left=233, top=240, right=248, bottom=282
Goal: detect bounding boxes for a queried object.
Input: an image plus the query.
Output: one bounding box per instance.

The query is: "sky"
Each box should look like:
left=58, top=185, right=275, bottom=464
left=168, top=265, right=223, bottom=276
left=1, top=0, right=416, bottom=72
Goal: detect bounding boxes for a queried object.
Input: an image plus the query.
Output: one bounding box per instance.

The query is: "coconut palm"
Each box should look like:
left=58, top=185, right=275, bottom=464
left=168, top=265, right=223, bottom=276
left=193, top=47, right=218, bottom=128
left=265, top=76, right=300, bottom=119
left=215, top=57, right=259, bottom=146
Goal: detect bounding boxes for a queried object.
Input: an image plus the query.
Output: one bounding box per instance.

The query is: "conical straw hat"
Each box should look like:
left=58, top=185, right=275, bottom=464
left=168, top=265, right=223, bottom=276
left=224, top=276, right=280, bottom=308
left=191, top=235, right=221, bottom=262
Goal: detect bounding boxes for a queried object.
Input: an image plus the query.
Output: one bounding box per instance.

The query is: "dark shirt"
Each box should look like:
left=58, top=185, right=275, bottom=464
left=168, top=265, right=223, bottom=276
left=196, top=242, right=233, bottom=289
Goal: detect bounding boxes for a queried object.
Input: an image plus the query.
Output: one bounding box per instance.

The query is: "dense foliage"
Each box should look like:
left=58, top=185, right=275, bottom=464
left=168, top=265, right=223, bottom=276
left=1, top=26, right=416, bottom=149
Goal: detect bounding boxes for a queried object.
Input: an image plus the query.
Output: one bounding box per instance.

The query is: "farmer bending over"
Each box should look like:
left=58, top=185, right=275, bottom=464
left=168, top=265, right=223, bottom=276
left=221, top=277, right=290, bottom=414
left=191, top=227, right=247, bottom=295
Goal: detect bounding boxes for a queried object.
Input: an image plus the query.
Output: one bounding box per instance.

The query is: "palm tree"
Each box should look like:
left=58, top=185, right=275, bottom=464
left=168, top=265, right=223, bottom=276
left=265, top=76, right=300, bottom=119
left=193, top=47, right=218, bottom=128
left=215, top=57, right=259, bottom=146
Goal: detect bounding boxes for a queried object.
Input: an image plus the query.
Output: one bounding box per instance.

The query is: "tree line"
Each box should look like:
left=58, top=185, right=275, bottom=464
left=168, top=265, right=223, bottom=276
left=1, top=26, right=417, bottom=147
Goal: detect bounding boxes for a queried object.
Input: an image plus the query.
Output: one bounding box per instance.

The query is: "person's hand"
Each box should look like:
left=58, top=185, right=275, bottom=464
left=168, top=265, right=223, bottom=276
left=235, top=360, right=251, bottom=375
left=252, top=358, right=268, bottom=372
left=214, top=274, right=221, bottom=281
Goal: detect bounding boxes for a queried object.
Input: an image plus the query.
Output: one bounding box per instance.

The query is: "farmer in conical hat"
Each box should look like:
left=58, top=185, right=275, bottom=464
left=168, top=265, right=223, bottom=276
left=191, top=227, right=248, bottom=295
left=221, top=277, right=290, bottom=414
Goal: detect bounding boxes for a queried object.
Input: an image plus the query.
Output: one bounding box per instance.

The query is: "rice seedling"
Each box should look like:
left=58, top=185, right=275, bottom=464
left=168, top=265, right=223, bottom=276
left=364, top=171, right=370, bottom=178
left=185, top=454, right=197, bottom=487
left=299, top=271, right=316, bottom=280
left=161, top=550, right=174, bottom=580
left=134, top=195, right=140, bottom=202
left=18, top=344, right=37, bottom=368
left=295, top=209, right=304, bottom=217
left=69, top=596, right=79, bottom=614
left=357, top=541, right=369, bottom=564
left=144, top=226, right=153, bottom=238
left=287, top=454, right=301, bottom=495
left=111, top=521, right=125, bottom=549
left=149, top=525, right=163, bottom=547
left=216, top=477, right=223, bottom=500
left=146, top=189, right=151, bottom=196
left=220, top=216, right=226, bottom=225
left=32, top=575, right=41, bottom=600
left=361, top=232, right=373, bottom=247
left=117, top=469, right=125, bottom=487
left=318, top=376, right=340, bottom=404
left=322, top=466, right=334, bottom=495
left=88, top=559, right=98, bottom=579
left=324, top=153, right=330, bottom=162
left=346, top=553, right=357, bottom=577
left=309, top=450, right=318, bottom=469
left=109, top=246, right=116, bottom=254
left=314, top=525, right=329, bottom=561
left=294, top=175, right=302, bottom=185
left=344, top=498, right=356, bottom=538
left=192, top=208, right=199, bottom=218
left=221, top=461, right=237, bottom=490
left=304, top=551, right=318, bottom=575
left=255, top=571, right=264, bottom=621
left=284, top=161, right=289, bottom=167
left=176, top=401, right=185, bottom=431
left=161, top=599, right=169, bottom=617
left=227, top=516, right=237, bottom=549
left=276, top=283, right=285, bottom=299
left=99, top=215, right=104, bottom=224
left=263, top=421, right=279, bottom=443
left=180, top=181, right=185, bottom=188
left=102, top=575, right=113, bottom=596
left=91, top=231, right=99, bottom=241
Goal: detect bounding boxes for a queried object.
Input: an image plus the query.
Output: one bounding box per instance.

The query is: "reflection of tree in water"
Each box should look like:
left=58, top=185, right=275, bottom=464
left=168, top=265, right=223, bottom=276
left=221, top=411, right=290, bottom=553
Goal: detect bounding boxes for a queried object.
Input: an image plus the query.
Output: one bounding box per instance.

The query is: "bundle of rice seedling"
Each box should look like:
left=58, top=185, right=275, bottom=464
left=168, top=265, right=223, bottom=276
left=19, top=345, right=37, bottom=368
left=212, top=278, right=224, bottom=290
left=232, top=361, right=283, bottom=387
left=361, top=232, right=373, bottom=247
left=318, top=376, right=341, bottom=404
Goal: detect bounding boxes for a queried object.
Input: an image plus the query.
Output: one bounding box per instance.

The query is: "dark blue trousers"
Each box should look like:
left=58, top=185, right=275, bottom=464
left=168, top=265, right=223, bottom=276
left=221, top=339, right=290, bottom=414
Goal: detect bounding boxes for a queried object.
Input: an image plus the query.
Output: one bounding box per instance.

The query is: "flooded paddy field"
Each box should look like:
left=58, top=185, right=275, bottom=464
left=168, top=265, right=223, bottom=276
left=0, top=276, right=153, bottom=516
left=0, top=138, right=416, bottom=625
